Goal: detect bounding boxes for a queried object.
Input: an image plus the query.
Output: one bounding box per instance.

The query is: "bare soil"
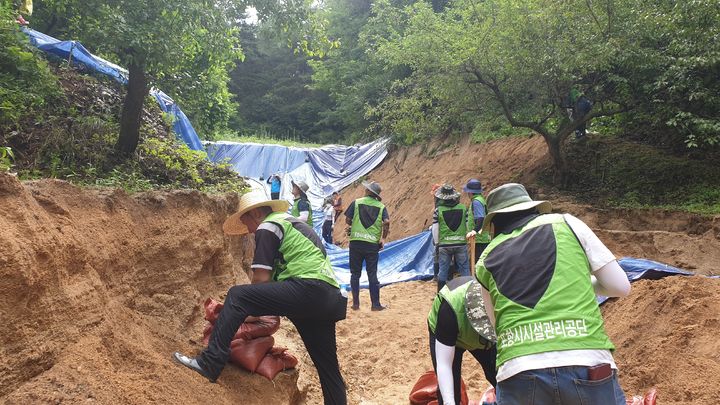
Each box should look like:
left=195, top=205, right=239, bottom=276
left=3, top=134, right=719, bottom=405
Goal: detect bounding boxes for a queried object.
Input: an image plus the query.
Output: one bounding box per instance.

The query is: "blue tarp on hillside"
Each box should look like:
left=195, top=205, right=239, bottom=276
left=205, top=139, right=389, bottom=207
left=23, top=28, right=204, bottom=151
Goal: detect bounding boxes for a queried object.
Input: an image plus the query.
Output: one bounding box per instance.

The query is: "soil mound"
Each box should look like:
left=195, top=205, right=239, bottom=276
left=334, top=135, right=720, bottom=274
left=0, top=174, right=300, bottom=404
left=602, top=276, right=720, bottom=404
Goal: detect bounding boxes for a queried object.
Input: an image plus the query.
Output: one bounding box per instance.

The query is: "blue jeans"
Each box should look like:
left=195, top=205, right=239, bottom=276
left=497, top=366, right=626, bottom=405
left=438, top=245, right=470, bottom=282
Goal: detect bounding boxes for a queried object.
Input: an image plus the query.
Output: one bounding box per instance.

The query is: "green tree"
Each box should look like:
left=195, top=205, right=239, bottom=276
left=32, top=0, right=334, bottom=154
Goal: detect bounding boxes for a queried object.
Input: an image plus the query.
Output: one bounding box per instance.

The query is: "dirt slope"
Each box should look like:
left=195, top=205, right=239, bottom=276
left=0, top=174, right=300, bottom=404
left=334, top=135, right=720, bottom=275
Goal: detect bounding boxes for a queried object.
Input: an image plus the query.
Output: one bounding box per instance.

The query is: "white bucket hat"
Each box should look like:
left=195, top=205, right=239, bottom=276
left=223, top=191, right=289, bottom=235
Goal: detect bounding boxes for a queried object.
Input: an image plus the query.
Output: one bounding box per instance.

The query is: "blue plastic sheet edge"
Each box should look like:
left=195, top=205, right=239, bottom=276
left=23, top=28, right=204, bottom=152
left=597, top=257, right=696, bottom=304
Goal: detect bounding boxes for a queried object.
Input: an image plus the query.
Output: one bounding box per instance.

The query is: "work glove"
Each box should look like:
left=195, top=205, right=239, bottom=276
left=466, top=230, right=477, bottom=240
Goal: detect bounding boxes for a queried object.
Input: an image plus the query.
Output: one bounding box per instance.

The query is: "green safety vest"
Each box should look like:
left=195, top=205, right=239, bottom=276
left=437, top=202, right=469, bottom=246
left=291, top=197, right=313, bottom=226
left=427, top=277, right=492, bottom=351
left=476, top=213, right=614, bottom=367
left=350, top=196, right=385, bottom=244
left=472, top=194, right=492, bottom=244
left=263, top=212, right=338, bottom=288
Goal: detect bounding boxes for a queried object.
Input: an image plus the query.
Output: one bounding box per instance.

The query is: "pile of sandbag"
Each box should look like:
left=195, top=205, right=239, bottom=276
left=409, top=370, right=495, bottom=405
left=202, top=298, right=298, bottom=380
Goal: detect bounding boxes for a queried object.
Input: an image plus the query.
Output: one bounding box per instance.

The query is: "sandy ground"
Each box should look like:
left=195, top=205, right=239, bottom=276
left=3, top=135, right=720, bottom=404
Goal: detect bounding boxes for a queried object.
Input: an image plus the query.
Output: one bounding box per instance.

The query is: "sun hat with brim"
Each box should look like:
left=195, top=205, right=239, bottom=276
left=434, top=183, right=461, bottom=200
left=291, top=179, right=309, bottom=196
left=462, top=178, right=483, bottom=194
left=465, top=281, right=497, bottom=343
left=480, top=183, right=551, bottom=234
left=362, top=180, right=382, bottom=199
left=223, top=191, right=289, bottom=235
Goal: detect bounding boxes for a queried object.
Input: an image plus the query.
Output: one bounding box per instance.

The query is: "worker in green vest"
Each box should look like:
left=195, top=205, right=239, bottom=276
left=427, top=276, right=497, bottom=405
left=462, top=178, right=491, bottom=263
left=291, top=179, right=313, bottom=226
left=475, top=183, right=631, bottom=404
left=173, top=191, right=347, bottom=404
left=432, top=184, right=470, bottom=291
left=344, top=180, right=389, bottom=311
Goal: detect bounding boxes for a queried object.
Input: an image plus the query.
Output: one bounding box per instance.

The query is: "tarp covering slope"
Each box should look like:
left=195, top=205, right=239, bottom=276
left=23, top=28, right=204, bottom=151
left=205, top=139, right=389, bottom=208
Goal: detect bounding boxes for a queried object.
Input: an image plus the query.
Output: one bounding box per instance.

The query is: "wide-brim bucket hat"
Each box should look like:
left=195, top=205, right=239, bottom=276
left=223, top=191, right=289, bottom=235
left=462, top=178, right=483, bottom=193
left=362, top=180, right=382, bottom=200
left=434, top=183, right=461, bottom=200
left=481, top=183, right=552, bottom=234
left=291, top=179, right=309, bottom=196
left=465, top=281, right=497, bottom=343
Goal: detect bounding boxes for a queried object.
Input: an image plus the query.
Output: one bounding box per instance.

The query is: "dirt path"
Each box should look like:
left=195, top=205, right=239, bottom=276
left=3, top=134, right=719, bottom=404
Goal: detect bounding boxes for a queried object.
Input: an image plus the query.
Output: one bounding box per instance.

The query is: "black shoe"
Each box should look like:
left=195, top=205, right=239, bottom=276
left=351, top=304, right=360, bottom=310
left=172, top=352, right=216, bottom=383
left=370, top=305, right=387, bottom=311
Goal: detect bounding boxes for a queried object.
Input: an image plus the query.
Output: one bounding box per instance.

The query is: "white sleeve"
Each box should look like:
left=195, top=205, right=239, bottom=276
left=592, top=261, right=631, bottom=297
left=298, top=211, right=309, bottom=222
left=434, top=340, right=456, bottom=405
left=563, top=214, right=616, bottom=272
left=431, top=223, right=439, bottom=245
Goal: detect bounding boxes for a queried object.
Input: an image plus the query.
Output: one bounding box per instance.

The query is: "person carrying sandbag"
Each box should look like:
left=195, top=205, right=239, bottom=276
left=475, top=183, right=631, bottom=404
left=427, top=276, right=497, bottom=405
left=173, top=191, right=347, bottom=405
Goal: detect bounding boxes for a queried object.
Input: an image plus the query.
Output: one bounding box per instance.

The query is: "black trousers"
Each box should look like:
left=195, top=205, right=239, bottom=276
left=198, top=278, right=348, bottom=405
left=474, top=242, right=489, bottom=265
left=428, top=330, right=497, bottom=405
left=322, top=220, right=334, bottom=244
left=348, top=242, right=381, bottom=307
left=270, top=191, right=280, bottom=200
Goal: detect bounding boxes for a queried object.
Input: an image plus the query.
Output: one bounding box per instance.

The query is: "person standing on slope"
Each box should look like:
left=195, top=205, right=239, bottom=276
left=345, top=180, right=389, bottom=311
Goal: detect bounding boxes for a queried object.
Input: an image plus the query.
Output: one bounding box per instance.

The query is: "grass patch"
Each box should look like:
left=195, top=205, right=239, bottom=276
left=214, top=131, right=324, bottom=148
left=561, top=137, right=720, bottom=214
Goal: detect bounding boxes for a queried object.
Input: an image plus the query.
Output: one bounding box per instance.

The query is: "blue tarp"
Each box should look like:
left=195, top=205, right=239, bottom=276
left=205, top=139, right=389, bottom=207
left=597, top=257, right=695, bottom=304
left=23, top=28, right=204, bottom=151
left=328, top=231, right=435, bottom=291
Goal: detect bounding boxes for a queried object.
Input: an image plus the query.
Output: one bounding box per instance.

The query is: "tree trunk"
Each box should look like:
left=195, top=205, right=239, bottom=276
left=543, top=135, right=568, bottom=186
left=117, top=61, right=148, bottom=156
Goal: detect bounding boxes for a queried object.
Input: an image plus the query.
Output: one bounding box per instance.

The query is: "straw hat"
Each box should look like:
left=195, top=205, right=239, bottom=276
left=481, top=183, right=551, bottom=234
left=223, top=191, right=289, bottom=235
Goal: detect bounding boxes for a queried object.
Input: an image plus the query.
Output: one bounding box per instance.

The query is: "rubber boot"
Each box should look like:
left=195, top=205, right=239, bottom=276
left=351, top=279, right=360, bottom=310
left=369, top=283, right=385, bottom=311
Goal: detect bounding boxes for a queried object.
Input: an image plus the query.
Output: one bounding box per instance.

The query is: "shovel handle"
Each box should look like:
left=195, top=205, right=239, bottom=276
left=469, top=234, right=476, bottom=269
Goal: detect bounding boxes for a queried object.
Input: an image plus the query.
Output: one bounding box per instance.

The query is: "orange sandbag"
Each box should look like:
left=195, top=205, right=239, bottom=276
left=233, top=316, right=281, bottom=340
left=626, top=387, right=657, bottom=405
left=202, top=322, right=213, bottom=345
left=255, top=347, right=299, bottom=380
left=204, top=298, right=224, bottom=324
left=229, top=336, right=274, bottom=373
left=409, top=370, right=469, bottom=405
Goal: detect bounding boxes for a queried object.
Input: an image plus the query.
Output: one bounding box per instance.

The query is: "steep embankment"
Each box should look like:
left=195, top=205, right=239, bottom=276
left=0, top=174, right=300, bottom=404
left=335, top=135, right=720, bottom=275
